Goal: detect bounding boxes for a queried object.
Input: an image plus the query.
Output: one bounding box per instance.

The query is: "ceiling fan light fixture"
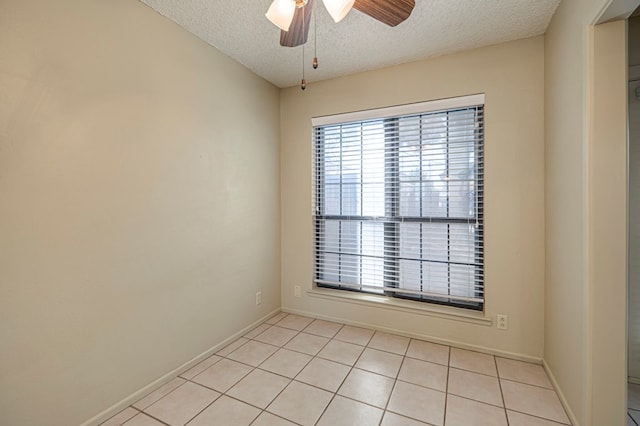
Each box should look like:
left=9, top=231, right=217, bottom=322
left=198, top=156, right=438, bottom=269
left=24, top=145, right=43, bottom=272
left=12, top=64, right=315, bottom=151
left=266, top=0, right=296, bottom=31
left=322, top=0, right=355, bottom=23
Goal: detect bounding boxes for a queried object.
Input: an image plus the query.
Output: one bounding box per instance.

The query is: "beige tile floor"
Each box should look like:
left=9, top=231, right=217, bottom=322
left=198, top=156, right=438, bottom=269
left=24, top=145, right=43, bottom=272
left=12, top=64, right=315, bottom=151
left=101, top=313, right=572, bottom=426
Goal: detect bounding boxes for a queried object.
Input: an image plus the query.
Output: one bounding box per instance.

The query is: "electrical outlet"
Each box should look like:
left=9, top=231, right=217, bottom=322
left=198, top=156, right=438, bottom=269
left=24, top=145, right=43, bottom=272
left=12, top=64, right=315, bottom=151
left=497, top=314, right=508, bottom=330
left=294, top=285, right=301, bottom=298
left=255, top=291, right=262, bottom=305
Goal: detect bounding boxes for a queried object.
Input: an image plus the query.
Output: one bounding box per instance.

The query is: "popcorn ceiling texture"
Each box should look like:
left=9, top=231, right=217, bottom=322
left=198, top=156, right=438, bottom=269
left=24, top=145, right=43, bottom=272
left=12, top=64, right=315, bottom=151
left=140, top=0, right=560, bottom=88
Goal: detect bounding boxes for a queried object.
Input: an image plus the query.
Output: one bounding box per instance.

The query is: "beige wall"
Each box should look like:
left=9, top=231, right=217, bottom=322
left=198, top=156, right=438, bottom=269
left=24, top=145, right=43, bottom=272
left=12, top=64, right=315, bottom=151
left=0, top=1, right=280, bottom=425
left=545, top=0, right=629, bottom=424
left=280, top=37, right=545, bottom=359
left=544, top=1, right=593, bottom=422
left=590, top=19, right=627, bottom=425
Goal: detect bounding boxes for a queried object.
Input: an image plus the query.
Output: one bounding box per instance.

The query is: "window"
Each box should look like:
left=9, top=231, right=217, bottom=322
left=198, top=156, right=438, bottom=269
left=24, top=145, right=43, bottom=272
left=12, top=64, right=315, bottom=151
left=312, top=95, right=484, bottom=310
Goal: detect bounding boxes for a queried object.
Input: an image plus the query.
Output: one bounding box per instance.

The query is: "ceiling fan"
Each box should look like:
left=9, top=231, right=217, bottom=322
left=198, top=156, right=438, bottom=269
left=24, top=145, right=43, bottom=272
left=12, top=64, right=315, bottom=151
left=266, top=0, right=415, bottom=48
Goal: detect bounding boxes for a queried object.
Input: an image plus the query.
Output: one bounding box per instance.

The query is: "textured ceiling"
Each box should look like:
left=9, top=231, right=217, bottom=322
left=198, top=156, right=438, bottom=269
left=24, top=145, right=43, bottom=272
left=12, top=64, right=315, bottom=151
left=139, top=0, right=560, bottom=88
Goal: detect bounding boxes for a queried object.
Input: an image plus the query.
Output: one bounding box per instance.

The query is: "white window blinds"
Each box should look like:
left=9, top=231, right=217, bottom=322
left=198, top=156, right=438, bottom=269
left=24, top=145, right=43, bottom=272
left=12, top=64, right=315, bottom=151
left=312, top=95, right=484, bottom=310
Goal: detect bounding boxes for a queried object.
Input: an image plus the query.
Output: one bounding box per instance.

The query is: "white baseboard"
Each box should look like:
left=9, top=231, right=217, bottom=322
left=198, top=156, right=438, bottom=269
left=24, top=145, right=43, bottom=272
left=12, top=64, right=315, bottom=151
left=281, top=306, right=543, bottom=364
left=543, top=359, right=579, bottom=426
left=80, top=308, right=282, bottom=426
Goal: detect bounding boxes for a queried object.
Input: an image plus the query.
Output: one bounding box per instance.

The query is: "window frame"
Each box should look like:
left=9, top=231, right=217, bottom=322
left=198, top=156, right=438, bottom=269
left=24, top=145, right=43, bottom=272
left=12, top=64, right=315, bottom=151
left=312, top=94, right=485, bottom=311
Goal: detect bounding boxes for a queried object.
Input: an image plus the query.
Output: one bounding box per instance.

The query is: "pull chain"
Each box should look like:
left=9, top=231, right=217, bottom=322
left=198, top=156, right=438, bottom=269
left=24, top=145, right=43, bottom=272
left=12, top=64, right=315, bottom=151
left=313, top=2, right=318, bottom=69
left=301, top=2, right=306, bottom=90
left=301, top=44, right=306, bottom=90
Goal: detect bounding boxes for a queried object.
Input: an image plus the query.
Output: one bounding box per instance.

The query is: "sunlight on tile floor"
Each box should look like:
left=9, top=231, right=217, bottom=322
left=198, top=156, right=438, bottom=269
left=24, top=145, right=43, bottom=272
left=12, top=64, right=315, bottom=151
left=101, top=313, right=571, bottom=426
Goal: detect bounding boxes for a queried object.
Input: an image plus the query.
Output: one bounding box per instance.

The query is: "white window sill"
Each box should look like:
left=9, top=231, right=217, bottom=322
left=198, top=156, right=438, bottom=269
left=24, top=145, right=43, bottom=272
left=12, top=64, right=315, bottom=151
left=307, top=287, right=493, bottom=327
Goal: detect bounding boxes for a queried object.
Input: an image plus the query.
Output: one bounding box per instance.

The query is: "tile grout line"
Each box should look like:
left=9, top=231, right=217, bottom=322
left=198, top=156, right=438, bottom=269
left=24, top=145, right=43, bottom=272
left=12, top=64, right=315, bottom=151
left=137, top=410, right=172, bottom=426
left=505, top=408, right=572, bottom=425
left=275, top=323, right=333, bottom=426
left=494, top=353, right=510, bottom=426
left=181, top=391, right=225, bottom=426
left=139, top=380, right=204, bottom=425
left=499, top=376, right=561, bottom=391
left=249, top=317, right=343, bottom=426
left=311, top=328, right=374, bottom=426
left=207, top=317, right=309, bottom=425
left=99, top=406, right=142, bottom=426
left=378, top=338, right=410, bottom=426
left=365, top=329, right=407, bottom=426
left=443, top=344, right=452, bottom=426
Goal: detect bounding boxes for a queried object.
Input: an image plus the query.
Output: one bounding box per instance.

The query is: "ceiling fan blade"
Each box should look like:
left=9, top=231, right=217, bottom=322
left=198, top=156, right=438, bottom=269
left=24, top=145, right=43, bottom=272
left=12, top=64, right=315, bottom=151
left=280, top=0, right=315, bottom=47
left=353, top=0, right=415, bottom=27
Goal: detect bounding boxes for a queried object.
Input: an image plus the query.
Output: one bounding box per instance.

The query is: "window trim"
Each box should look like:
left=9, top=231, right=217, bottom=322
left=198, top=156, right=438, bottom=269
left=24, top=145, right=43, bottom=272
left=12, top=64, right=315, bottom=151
left=311, top=94, right=485, bottom=127
left=306, top=286, right=492, bottom=326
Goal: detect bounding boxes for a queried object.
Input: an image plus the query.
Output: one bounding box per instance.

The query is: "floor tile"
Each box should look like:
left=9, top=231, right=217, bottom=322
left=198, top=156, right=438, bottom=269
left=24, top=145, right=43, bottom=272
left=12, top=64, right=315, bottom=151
left=507, top=410, right=569, bottom=425
left=122, top=413, right=165, bottom=426
left=226, top=369, right=290, bottom=409
left=406, top=339, right=450, bottom=366
left=259, top=348, right=312, bottom=378
left=265, top=312, right=288, bottom=325
left=338, top=368, right=395, bottom=408
left=368, top=331, right=410, bottom=355
left=334, top=325, right=375, bottom=346
left=216, top=337, right=250, bottom=357
left=630, top=414, right=638, bottom=426
left=630, top=409, right=640, bottom=424
left=100, top=407, right=138, bottom=426
left=501, top=380, right=570, bottom=424
left=254, top=326, right=298, bottom=347
left=144, top=382, right=219, bottom=426
left=355, top=347, right=403, bottom=377
left=251, top=412, right=298, bottom=426
left=267, top=381, right=333, bottom=426
left=244, top=323, right=272, bottom=339
left=275, top=314, right=314, bottom=331
left=445, top=395, right=508, bottom=426
left=115, top=317, right=576, bottom=426
left=387, top=381, right=446, bottom=426
left=132, top=377, right=186, bottom=410
left=449, top=348, right=497, bottom=376
left=191, top=358, right=253, bottom=393
left=448, top=368, right=503, bottom=407
left=180, top=355, right=222, bottom=380
left=296, top=357, right=351, bottom=392
left=303, top=319, right=343, bottom=338
left=317, top=395, right=383, bottom=426
left=398, top=357, right=448, bottom=391
left=496, top=357, right=552, bottom=389
left=630, top=383, right=640, bottom=411
left=284, top=332, right=329, bottom=355
left=226, top=340, right=279, bottom=366
left=380, top=411, right=429, bottom=425
left=188, top=395, right=260, bottom=426
left=317, top=339, right=365, bottom=366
